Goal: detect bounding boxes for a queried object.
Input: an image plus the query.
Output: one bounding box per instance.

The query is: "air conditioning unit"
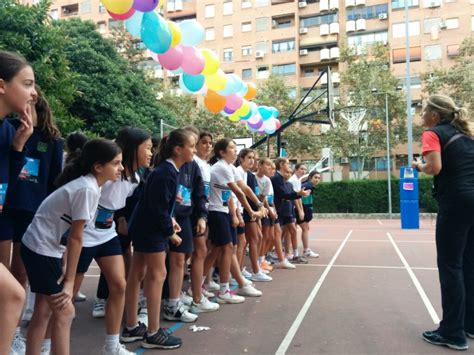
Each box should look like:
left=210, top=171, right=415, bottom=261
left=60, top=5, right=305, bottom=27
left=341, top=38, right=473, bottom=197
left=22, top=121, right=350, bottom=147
left=175, top=0, right=183, bottom=11
left=299, top=49, right=308, bottom=55
left=299, top=27, right=309, bottom=34
left=298, top=1, right=307, bottom=8
left=340, top=157, right=349, bottom=164
left=439, top=20, right=447, bottom=29
left=378, top=13, right=388, bottom=20
left=255, top=51, right=265, bottom=59
left=429, top=0, right=441, bottom=8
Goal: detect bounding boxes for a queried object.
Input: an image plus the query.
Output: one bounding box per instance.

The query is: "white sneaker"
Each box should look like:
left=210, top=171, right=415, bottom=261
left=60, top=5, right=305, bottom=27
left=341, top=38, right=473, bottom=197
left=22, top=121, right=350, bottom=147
left=260, top=268, right=270, bottom=274
left=180, top=292, right=193, bottom=306
left=187, top=287, right=215, bottom=299
left=190, top=296, right=220, bottom=313
left=40, top=346, right=51, bottom=355
left=10, top=332, right=26, bottom=354
left=238, top=284, right=262, bottom=297
left=304, top=249, right=319, bottom=258
left=92, top=298, right=106, bottom=318
left=137, top=307, right=148, bottom=326
left=22, top=308, right=33, bottom=323
left=103, top=343, right=135, bottom=355
left=206, top=280, right=220, bottom=291
left=229, top=278, right=239, bottom=287
left=74, top=291, right=87, bottom=302
left=241, top=278, right=253, bottom=287
left=217, top=290, right=245, bottom=304
left=274, top=259, right=296, bottom=269
left=163, top=303, right=198, bottom=323
left=250, top=271, right=273, bottom=282
left=241, top=267, right=252, bottom=279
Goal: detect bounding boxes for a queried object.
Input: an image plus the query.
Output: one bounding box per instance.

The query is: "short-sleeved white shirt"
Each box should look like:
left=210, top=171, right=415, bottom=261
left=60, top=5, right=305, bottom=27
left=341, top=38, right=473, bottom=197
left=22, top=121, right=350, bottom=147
left=256, top=174, right=275, bottom=206
left=194, top=155, right=211, bottom=198
left=289, top=174, right=301, bottom=192
left=209, top=160, right=235, bottom=213
left=82, top=175, right=139, bottom=247
left=22, top=174, right=101, bottom=258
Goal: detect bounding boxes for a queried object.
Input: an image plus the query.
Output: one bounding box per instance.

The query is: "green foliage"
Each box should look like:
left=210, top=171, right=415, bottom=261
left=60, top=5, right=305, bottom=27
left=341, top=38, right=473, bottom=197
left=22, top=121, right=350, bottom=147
left=421, top=38, right=474, bottom=112
left=312, top=177, right=438, bottom=213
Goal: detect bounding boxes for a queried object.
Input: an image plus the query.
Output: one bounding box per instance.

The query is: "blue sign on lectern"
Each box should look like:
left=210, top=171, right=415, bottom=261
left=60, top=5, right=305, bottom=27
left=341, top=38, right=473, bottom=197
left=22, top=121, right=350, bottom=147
left=400, top=166, right=420, bottom=229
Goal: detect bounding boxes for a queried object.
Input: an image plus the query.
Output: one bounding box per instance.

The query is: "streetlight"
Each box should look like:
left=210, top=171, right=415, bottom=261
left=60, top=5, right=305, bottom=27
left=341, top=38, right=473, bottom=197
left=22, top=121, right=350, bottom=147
left=371, top=87, right=401, bottom=219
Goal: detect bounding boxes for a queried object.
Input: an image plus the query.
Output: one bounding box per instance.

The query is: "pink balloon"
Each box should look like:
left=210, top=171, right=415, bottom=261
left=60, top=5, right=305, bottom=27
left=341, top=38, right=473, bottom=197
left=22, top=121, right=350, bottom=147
left=275, top=119, right=281, bottom=129
left=181, top=46, right=205, bottom=75
left=225, top=93, right=243, bottom=111
left=157, top=45, right=184, bottom=70
left=108, top=7, right=135, bottom=20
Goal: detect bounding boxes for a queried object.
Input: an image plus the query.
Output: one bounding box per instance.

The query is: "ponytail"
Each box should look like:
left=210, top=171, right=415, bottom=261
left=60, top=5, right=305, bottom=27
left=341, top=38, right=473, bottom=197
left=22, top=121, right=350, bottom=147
left=426, top=94, right=472, bottom=136
left=154, top=129, right=191, bottom=166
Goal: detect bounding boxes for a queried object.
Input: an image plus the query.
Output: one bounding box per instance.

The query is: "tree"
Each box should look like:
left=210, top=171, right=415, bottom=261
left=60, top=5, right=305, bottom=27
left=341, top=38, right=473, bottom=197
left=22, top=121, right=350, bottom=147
left=318, top=43, right=406, bottom=179
left=421, top=38, right=474, bottom=111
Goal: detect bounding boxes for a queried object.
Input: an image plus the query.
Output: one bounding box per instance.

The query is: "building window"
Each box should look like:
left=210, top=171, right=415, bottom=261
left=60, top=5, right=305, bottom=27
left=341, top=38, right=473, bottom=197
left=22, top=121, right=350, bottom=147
left=272, top=39, right=295, bottom=53
left=256, top=41, right=269, bottom=54
left=391, top=0, right=419, bottom=10
left=272, top=63, right=296, bottom=76
left=255, top=0, right=268, bottom=7
left=99, top=3, right=106, bottom=13
left=205, top=28, right=215, bottom=41
left=223, top=48, right=233, bottom=62
left=424, top=44, right=442, bottom=61
left=242, top=68, right=252, bottom=79
left=392, top=21, right=420, bottom=38
left=223, top=0, right=233, bottom=15
left=392, top=47, right=421, bottom=63
left=257, top=66, right=270, bottom=79
left=108, top=20, right=124, bottom=30
left=398, top=76, right=422, bottom=89
left=303, top=68, right=315, bottom=77
left=205, top=4, right=215, bottom=18
left=273, top=18, right=293, bottom=29
left=447, top=44, right=460, bottom=57
left=97, top=21, right=107, bottom=34
left=348, top=31, right=388, bottom=48
left=80, top=1, right=91, bottom=14
left=242, top=0, right=252, bottom=8
left=223, top=24, right=233, bottom=38
left=300, top=13, right=337, bottom=28
left=50, top=9, right=59, bottom=19
left=256, top=17, right=269, bottom=32
left=347, top=4, right=388, bottom=21
left=242, top=22, right=252, bottom=32
left=242, top=45, right=252, bottom=56
left=423, top=18, right=440, bottom=34
left=445, top=18, right=459, bottom=29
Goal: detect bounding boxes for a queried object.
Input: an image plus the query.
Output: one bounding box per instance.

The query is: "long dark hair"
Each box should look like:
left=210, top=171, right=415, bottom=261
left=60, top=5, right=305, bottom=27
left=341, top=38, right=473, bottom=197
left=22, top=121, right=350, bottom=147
left=209, top=138, right=233, bottom=165
left=236, top=148, right=254, bottom=167
left=154, top=128, right=192, bottom=165
left=34, top=85, right=60, bottom=141
left=56, top=139, right=121, bottom=187
left=0, top=50, right=30, bottom=82
left=65, top=131, right=88, bottom=164
left=115, top=127, right=151, bottom=183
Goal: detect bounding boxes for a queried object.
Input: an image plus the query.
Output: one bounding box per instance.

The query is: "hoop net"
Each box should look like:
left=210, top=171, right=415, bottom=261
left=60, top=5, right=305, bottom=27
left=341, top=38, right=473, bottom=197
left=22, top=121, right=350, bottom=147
left=339, top=107, right=367, bottom=134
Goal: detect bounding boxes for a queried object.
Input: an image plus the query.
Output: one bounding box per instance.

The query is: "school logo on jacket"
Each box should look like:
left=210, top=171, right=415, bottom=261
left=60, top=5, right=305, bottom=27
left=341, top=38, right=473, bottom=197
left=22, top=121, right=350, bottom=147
left=37, top=141, right=48, bottom=153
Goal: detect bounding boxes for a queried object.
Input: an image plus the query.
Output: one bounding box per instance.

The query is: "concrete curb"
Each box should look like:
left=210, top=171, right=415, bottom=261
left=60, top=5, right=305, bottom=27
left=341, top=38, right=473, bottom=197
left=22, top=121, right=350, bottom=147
left=313, top=213, right=437, bottom=219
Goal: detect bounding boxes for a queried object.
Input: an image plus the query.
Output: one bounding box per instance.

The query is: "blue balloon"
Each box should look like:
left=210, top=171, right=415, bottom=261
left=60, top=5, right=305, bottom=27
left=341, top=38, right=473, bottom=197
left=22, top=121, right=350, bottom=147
left=218, top=75, right=238, bottom=96
left=180, top=73, right=205, bottom=93
left=125, top=11, right=143, bottom=38
left=240, top=109, right=253, bottom=121
left=179, top=20, right=205, bottom=47
left=271, top=107, right=279, bottom=118
left=239, top=82, right=249, bottom=97
left=141, top=12, right=171, bottom=54
left=258, top=106, right=273, bottom=120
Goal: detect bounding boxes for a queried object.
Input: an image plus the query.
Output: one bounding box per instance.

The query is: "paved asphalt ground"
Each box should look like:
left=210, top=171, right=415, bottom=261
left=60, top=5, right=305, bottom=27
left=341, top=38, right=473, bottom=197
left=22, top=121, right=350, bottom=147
left=49, top=218, right=472, bottom=354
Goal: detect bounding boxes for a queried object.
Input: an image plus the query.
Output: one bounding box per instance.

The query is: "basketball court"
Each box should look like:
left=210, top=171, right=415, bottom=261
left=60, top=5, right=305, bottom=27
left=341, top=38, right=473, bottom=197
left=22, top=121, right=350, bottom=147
left=65, top=218, right=459, bottom=354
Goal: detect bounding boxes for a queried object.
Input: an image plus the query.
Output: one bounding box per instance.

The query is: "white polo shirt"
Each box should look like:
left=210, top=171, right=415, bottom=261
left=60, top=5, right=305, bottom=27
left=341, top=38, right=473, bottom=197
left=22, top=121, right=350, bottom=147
left=209, top=160, right=235, bottom=213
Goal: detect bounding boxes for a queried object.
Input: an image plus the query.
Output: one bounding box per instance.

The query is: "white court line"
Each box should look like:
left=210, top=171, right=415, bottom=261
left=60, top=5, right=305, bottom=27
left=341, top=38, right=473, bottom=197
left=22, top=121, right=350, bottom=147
left=377, top=219, right=383, bottom=225
left=387, top=232, right=440, bottom=324
left=84, top=275, right=100, bottom=278
left=298, top=264, right=437, bottom=271
left=276, top=230, right=353, bottom=355
left=315, top=239, right=434, bottom=243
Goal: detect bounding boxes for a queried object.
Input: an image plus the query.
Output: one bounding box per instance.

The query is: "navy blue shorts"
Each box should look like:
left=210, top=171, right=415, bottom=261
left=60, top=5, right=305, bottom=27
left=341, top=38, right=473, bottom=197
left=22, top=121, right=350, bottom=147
left=77, top=236, right=122, bottom=273
left=208, top=211, right=233, bottom=247
left=303, top=205, right=313, bottom=223
left=0, top=213, right=13, bottom=241
left=118, top=233, right=132, bottom=253
left=230, top=226, right=237, bottom=245
left=262, top=217, right=275, bottom=226
left=21, top=243, right=63, bottom=295
left=132, top=232, right=168, bottom=253
left=243, top=210, right=256, bottom=224
left=280, top=216, right=296, bottom=226
left=169, top=216, right=193, bottom=254
left=236, top=225, right=245, bottom=235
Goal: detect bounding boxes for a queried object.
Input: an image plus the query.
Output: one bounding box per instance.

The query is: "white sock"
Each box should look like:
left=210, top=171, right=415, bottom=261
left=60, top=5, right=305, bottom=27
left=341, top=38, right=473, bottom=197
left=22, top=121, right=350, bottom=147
left=41, top=338, right=51, bottom=352
left=168, top=298, right=179, bottom=309
left=104, top=334, right=119, bottom=351
left=15, top=327, right=21, bottom=336
left=294, top=249, right=300, bottom=257
left=126, top=324, right=138, bottom=331
left=259, top=256, right=265, bottom=264
left=219, top=282, right=229, bottom=294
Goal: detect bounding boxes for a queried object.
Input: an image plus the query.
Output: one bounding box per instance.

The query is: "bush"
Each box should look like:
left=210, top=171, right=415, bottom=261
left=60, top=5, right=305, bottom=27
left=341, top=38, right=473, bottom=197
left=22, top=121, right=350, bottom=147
left=312, top=177, right=438, bottom=213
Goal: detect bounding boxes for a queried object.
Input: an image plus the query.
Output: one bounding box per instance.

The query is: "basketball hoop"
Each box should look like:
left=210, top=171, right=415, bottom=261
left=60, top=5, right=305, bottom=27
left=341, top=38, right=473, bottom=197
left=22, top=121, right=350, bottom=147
left=335, top=106, right=367, bottom=134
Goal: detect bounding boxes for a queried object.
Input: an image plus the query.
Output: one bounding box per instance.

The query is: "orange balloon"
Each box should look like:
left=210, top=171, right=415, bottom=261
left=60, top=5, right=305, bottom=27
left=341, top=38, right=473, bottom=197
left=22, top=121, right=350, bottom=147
left=244, top=82, right=257, bottom=100
left=204, top=90, right=226, bottom=113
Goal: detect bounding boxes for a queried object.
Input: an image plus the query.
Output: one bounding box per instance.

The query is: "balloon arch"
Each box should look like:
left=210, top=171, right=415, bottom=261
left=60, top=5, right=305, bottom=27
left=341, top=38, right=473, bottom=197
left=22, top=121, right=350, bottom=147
left=102, top=0, right=281, bottom=135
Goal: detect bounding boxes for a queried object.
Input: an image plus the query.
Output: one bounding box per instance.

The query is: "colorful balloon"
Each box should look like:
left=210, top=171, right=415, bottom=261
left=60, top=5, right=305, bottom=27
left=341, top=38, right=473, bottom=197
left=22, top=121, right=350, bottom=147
left=258, top=106, right=273, bottom=120
left=180, top=73, right=205, bottom=93
left=201, top=49, right=220, bottom=76
left=168, top=21, right=182, bottom=48
left=204, top=90, right=226, bottom=113
left=272, top=107, right=279, bottom=118
left=225, top=94, right=243, bottom=111
left=157, top=45, right=183, bottom=70
left=141, top=12, right=171, bottom=54
left=133, top=0, right=159, bottom=12
left=205, top=70, right=227, bottom=91
left=179, top=20, right=205, bottom=47
left=248, top=118, right=263, bottom=130
left=228, top=113, right=241, bottom=122
left=181, top=46, right=205, bottom=75
left=102, top=0, right=133, bottom=14
left=224, top=106, right=236, bottom=115
left=108, top=7, right=135, bottom=20
left=244, top=82, right=257, bottom=100
left=125, top=10, right=143, bottom=38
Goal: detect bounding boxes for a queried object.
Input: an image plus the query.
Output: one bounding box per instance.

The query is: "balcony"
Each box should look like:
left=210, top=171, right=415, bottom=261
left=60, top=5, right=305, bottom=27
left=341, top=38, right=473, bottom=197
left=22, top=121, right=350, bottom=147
left=355, top=0, right=365, bottom=6
left=356, top=18, right=366, bottom=31
left=329, top=0, right=339, bottom=11
left=61, top=3, right=78, bottom=17
left=329, top=22, right=340, bottom=34
left=320, top=0, right=329, bottom=11
left=346, top=20, right=356, bottom=32
left=345, top=0, right=355, bottom=8
left=299, top=50, right=322, bottom=65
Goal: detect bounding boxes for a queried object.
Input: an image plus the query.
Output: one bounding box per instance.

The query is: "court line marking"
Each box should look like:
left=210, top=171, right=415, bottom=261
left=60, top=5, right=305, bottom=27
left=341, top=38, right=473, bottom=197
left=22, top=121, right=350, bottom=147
left=276, top=230, right=353, bottom=355
left=386, top=232, right=440, bottom=324
left=377, top=219, right=383, bottom=225
left=297, top=264, right=437, bottom=271
left=314, top=239, right=434, bottom=243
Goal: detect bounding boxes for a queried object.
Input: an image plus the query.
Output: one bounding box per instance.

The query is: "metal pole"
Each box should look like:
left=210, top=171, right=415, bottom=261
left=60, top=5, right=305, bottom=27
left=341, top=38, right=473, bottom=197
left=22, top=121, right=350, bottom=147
left=160, top=119, right=164, bottom=139
left=276, top=132, right=281, bottom=158
left=405, top=0, right=413, bottom=164
left=385, top=93, right=392, bottom=219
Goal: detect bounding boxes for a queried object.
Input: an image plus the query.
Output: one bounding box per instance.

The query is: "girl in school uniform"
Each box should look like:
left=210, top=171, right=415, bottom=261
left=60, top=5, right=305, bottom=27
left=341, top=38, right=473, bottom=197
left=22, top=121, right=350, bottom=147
left=21, top=138, right=123, bottom=355
left=202, top=139, right=264, bottom=304
left=122, top=129, right=195, bottom=350
left=73, top=127, right=152, bottom=355
left=0, top=49, right=34, bottom=355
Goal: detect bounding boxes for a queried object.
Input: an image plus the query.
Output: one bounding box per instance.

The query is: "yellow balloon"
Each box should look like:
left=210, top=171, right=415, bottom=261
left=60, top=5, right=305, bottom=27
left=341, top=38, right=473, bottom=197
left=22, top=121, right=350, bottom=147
left=168, top=21, right=182, bottom=48
left=228, top=113, right=241, bottom=122
left=236, top=100, right=250, bottom=116
left=201, top=49, right=220, bottom=76
left=205, top=70, right=227, bottom=92
left=101, top=0, right=133, bottom=14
